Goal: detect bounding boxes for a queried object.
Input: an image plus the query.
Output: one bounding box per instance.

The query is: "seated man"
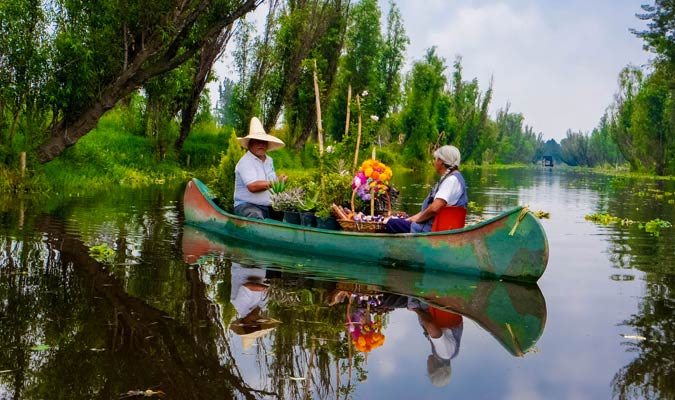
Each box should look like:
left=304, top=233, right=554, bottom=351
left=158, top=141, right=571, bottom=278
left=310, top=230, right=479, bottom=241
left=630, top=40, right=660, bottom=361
left=233, top=117, right=287, bottom=219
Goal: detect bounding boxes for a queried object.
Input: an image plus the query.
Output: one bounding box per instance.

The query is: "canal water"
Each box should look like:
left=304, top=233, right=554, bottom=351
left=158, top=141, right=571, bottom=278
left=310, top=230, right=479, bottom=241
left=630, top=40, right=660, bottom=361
left=1, top=167, right=674, bottom=399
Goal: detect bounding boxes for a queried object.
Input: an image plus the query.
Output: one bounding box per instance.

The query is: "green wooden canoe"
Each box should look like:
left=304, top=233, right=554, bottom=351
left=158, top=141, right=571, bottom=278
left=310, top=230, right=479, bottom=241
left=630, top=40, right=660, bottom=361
left=182, top=226, right=547, bottom=356
left=184, top=178, right=549, bottom=282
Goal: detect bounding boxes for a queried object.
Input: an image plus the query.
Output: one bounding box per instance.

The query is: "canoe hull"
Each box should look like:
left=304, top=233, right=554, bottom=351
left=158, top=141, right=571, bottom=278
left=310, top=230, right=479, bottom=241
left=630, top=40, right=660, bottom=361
left=182, top=225, right=547, bottom=356
left=184, top=178, right=548, bottom=282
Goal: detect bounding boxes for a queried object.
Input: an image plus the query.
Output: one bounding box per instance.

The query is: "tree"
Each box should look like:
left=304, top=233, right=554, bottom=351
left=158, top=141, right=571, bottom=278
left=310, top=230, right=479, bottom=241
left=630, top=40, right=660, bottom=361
left=588, top=113, right=625, bottom=167
left=609, top=65, right=674, bottom=175
left=373, top=1, right=408, bottom=119
left=609, top=65, right=643, bottom=171
left=560, top=130, right=591, bottom=167
left=633, top=1, right=675, bottom=72
left=399, top=47, right=447, bottom=166
left=0, top=0, right=51, bottom=162
left=11, top=0, right=264, bottom=163
left=326, top=0, right=383, bottom=143
left=444, top=57, right=493, bottom=162
left=274, top=0, right=350, bottom=150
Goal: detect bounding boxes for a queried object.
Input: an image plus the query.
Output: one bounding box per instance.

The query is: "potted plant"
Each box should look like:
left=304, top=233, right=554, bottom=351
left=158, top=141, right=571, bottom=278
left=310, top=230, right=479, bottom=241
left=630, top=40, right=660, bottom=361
left=315, top=172, right=353, bottom=230
left=271, top=187, right=305, bottom=224
left=298, top=191, right=319, bottom=227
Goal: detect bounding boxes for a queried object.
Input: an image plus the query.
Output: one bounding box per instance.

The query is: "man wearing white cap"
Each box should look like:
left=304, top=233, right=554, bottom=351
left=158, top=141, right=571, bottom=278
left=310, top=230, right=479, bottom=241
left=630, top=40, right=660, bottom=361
left=386, top=145, right=468, bottom=233
left=234, top=117, right=287, bottom=219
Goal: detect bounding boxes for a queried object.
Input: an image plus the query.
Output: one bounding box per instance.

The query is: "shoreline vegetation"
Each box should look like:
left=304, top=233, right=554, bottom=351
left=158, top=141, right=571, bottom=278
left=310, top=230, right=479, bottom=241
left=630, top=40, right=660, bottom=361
left=3, top=1, right=674, bottom=197
left=1, top=108, right=672, bottom=197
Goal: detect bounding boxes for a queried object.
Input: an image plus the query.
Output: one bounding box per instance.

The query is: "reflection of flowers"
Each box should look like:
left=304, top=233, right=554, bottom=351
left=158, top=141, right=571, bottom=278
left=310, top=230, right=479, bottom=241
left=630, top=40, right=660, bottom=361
left=351, top=159, right=392, bottom=201
left=348, top=308, right=385, bottom=353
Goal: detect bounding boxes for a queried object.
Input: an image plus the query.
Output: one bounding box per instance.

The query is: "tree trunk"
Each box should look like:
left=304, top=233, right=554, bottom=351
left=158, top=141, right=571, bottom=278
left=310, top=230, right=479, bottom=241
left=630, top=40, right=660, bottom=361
left=176, top=27, right=233, bottom=153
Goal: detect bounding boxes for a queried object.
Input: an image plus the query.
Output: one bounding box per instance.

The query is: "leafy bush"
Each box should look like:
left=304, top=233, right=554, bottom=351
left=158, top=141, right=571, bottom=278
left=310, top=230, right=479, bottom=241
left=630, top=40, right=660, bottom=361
left=207, top=131, right=245, bottom=212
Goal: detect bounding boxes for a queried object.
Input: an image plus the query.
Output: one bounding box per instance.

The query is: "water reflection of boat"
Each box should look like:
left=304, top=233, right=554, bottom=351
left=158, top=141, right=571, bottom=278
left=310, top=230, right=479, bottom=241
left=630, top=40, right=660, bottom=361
left=183, top=178, right=548, bottom=282
left=182, top=226, right=547, bottom=356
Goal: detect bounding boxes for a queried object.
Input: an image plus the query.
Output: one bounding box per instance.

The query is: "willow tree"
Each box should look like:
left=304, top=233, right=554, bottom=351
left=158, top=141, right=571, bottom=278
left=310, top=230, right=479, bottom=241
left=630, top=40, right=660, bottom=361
left=270, top=0, right=349, bottom=149
left=399, top=47, right=447, bottom=166
left=372, top=0, right=408, bottom=119
left=0, top=0, right=51, bottom=163
left=326, top=0, right=384, bottom=143
left=7, top=0, right=263, bottom=164
left=609, top=65, right=674, bottom=175
left=442, top=57, right=493, bottom=162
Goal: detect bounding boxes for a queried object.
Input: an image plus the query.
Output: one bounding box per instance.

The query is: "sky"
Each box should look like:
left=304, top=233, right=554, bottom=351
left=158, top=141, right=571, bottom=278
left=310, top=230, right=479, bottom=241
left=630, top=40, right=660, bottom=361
left=212, top=0, right=653, bottom=142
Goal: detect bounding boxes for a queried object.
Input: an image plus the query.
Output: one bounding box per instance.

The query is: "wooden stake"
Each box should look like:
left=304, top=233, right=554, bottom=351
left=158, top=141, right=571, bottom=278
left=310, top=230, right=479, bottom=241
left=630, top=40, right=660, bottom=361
left=312, top=59, right=324, bottom=156
left=344, top=84, right=352, bottom=138
left=312, top=59, right=326, bottom=202
left=20, top=151, right=26, bottom=178
left=352, top=95, right=362, bottom=174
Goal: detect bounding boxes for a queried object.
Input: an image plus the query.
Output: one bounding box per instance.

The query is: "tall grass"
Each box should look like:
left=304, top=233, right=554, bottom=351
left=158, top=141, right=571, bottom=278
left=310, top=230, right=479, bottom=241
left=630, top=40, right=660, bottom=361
left=40, top=108, right=230, bottom=193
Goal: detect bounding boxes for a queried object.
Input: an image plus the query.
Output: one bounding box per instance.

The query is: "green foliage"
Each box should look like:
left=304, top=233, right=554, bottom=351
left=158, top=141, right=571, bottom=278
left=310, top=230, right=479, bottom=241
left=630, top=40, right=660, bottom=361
left=640, top=218, right=672, bottom=237
left=89, top=243, right=115, bottom=263
left=374, top=1, right=409, bottom=119
left=399, top=48, right=446, bottom=166
left=609, top=65, right=674, bottom=175
left=41, top=112, right=188, bottom=191
left=560, top=130, right=591, bottom=167
left=494, top=108, right=540, bottom=165
left=207, top=130, right=245, bottom=213
left=269, top=180, right=287, bottom=194
left=181, top=122, right=230, bottom=169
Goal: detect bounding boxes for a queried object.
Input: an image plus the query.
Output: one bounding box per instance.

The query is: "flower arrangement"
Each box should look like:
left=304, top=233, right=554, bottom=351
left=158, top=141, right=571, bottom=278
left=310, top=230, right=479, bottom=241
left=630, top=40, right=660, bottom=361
left=351, top=159, right=392, bottom=202
left=348, top=308, right=385, bottom=353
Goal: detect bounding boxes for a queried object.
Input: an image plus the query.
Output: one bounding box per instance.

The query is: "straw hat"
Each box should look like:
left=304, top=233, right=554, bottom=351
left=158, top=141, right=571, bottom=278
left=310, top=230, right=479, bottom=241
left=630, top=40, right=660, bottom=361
left=237, top=117, right=285, bottom=151
left=230, top=316, right=281, bottom=350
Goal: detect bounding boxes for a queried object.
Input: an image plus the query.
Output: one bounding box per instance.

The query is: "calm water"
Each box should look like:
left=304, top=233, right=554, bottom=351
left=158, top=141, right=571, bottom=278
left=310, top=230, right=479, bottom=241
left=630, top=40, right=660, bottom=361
left=1, top=168, right=674, bottom=400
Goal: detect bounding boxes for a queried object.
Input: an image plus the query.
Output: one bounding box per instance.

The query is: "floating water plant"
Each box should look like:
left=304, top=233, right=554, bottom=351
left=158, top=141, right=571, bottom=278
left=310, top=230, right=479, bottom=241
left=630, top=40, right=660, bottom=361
left=532, top=210, right=550, bottom=219
left=89, top=243, right=115, bottom=262
left=585, top=213, right=635, bottom=226
left=640, top=219, right=672, bottom=237
left=586, top=213, right=672, bottom=236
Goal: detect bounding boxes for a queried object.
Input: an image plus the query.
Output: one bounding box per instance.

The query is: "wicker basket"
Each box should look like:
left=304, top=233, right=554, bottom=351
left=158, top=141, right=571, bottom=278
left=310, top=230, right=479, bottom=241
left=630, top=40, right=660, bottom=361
left=337, top=219, right=388, bottom=233
left=337, top=188, right=391, bottom=233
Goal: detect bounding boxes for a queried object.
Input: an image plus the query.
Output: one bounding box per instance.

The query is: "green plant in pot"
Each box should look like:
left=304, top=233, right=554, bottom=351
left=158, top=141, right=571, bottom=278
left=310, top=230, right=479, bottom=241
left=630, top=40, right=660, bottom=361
left=271, top=187, right=305, bottom=224
left=315, top=172, right=353, bottom=229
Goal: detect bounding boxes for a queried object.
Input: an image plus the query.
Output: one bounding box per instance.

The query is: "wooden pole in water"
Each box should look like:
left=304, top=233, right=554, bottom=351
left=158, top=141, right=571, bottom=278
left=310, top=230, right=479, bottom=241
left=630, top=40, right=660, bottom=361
left=20, top=152, right=26, bottom=178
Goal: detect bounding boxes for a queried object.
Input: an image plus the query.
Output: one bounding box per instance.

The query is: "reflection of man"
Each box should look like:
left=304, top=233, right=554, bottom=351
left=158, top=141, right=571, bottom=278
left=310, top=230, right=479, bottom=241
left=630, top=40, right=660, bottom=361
left=408, top=299, right=463, bottom=387
left=229, top=263, right=279, bottom=349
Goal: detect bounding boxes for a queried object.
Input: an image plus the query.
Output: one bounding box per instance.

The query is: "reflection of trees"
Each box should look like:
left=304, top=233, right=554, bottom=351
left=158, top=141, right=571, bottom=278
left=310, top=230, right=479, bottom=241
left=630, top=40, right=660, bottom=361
left=0, top=214, right=274, bottom=399
left=1, top=216, right=370, bottom=399
left=611, top=274, right=675, bottom=400
left=593, top=177, right=675, bottom=399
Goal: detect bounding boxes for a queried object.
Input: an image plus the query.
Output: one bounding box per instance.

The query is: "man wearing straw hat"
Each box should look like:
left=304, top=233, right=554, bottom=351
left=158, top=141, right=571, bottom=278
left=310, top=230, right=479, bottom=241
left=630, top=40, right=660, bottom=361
left=234, top=117, right=287, bottom=219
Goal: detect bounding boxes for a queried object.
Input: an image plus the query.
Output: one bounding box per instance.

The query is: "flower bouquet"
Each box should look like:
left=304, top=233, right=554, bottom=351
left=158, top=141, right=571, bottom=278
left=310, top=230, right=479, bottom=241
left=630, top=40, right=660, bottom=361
left=348, top=308, right=385, bottom=353
left=334, top=159, right=393, bottom=232
left=351, top=159, right=392, bottom=203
